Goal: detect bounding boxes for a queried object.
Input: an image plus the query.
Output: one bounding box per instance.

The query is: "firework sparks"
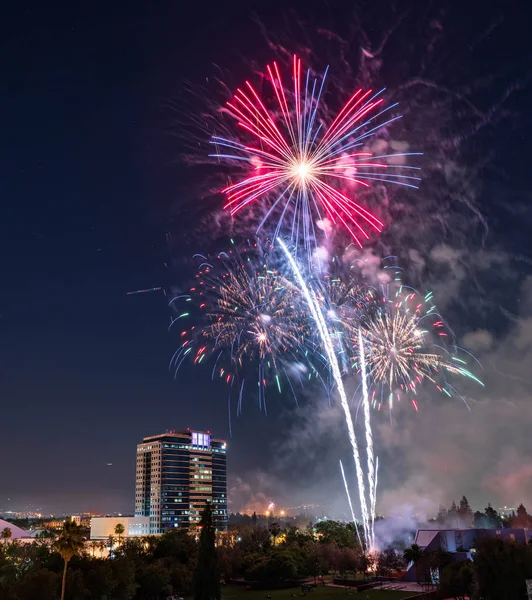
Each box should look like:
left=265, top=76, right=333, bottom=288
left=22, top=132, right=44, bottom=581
left=202, top=263, right=300, bottom=369
left=279, top=238, right=374, bottom=550
left=211, top=55, right=421, bottom=251
left=359, top=329, right=376, bottom=551
left=355, top=272, right=484, bottom=412
left=170, top=244, right=313, bottom=414
left=340, top=459, right=362, bottom=547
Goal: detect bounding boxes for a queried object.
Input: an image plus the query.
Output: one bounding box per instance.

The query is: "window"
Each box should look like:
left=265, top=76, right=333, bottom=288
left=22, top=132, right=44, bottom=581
left=192, top=432, right=210, bottom=447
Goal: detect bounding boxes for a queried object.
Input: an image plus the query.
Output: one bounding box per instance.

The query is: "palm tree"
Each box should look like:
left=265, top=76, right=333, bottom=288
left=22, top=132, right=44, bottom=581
left=403, top=543, right=427, bottom=584
left=54, top=519, right=85, bottom=600
left=98, top=539, right=106, bottom=558
left=403, top=543, right=422, bottom=565
left=114, top=523, right=125, bottom=546
left=269, top=522, right=281, bottom=546
left=89, top=540, right=99, bottom=557
left=1, top=527, right=12, bottom=544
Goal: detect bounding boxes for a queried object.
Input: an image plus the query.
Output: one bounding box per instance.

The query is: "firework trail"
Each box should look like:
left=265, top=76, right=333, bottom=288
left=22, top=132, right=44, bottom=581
left=339, top=459, right=362, bottom=547
left=212, top=55, right=421, bottom=252
left=278, top=238, right=371, bottom=547
left=358, top=328, right=376, bottom=551
left=372, top=456, right=379, bottom=537
left=313, top=266, right=373, bottom=372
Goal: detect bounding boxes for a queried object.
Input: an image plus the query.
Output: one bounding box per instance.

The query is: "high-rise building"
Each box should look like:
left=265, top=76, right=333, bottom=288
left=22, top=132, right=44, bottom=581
left=135, top=429, right=227, bottom=534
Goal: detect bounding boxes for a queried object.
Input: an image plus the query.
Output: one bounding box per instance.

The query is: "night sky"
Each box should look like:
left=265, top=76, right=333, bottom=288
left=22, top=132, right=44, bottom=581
left=2, top=1, right=532, bottom=518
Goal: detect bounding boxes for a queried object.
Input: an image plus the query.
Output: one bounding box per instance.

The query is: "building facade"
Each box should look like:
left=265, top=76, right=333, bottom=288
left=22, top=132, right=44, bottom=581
left=405, top=527, right=532, bottom=582
left=135, top=429, right=227, bottom=534
left=90, top=516, right=150, bottom=540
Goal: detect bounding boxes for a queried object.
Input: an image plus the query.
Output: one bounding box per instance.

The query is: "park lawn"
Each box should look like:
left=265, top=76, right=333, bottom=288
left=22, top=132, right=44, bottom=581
left=222, top=584, right=412, bottom=600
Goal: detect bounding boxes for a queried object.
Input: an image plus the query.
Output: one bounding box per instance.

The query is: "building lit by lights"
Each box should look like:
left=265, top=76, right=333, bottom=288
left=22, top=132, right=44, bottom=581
left=135, top=429, right=227, bottom=534
left=90, top=516, right=150, bottom=539
left=498, top=506, right=517, bottom=518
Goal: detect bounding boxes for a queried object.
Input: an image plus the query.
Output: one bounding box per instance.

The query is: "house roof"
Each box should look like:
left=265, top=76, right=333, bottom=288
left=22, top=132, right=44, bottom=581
left=415, top=529, right=440, bottom=548
left=0, top=519, right=28, bottom=539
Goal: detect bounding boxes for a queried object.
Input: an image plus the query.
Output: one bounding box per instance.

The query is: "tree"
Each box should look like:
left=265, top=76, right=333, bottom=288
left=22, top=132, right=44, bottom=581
left=447, top=501, right=458, bottom=526
left=377, top=548, right=402, bottom=576
left=484, top=504, right=502, bottom=529
left=403, top=543, right=422, bottom=565
left=0, top=581, right=18, bottom=600
left=238, top=525, right=271, bottom=553
left=303, top=541, right=322, bottom=584
left=314, top=520, right=359, bottom=548
left=137, top=560, right=172, bottom=599
left=17, top=568, right=60, bottom=600
left=111, top=557, right=137, bottom=600
left=457, top=496, right=473, bottom=525
left=98, top=540, right=106, bottom=558
left=269, top=522, right=281, bottom=546
left=514, top=503, right=530, bottom=528
left=338, top=546, right=359, bottom=578
left=85, top=561, right=116, bottom=599
left=283, top=524, right=302, bottom=547
left=473, top=510, right=486, bottom=528
left=403, top=543, right=424, bottom=583
left=35, top=528, right=57, bottom=549
left=425, top=548, right=452, bottom=583
left=436, top=505, right=448, bottom=524
left=474, top=537, right=532, bottom=599
left=54, top=518, right=85, bottom=600
left=64, top=568, right=89, bottom=600
left=318, top=543, right=342, bottom=576
left=154, top=528, right=197, bottom=563
left=244, top=548, right=305, bottom=584
left=1, top=527, right=12, bottom=544
left=193, top=504, right=221, bottom=600
left=251, top=512, right=258, bottom=527
left=358, top=553, right=375, bottom=578
left=88, top=540, right=99, bottom=558
left=440, top=560, right=474, bottom=600
left=114, top=523, right=125, bottom=546
left=217, top=544, right=242, bottom=583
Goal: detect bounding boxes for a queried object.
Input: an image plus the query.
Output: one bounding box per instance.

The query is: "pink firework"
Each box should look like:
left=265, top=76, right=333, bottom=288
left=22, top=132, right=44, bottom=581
left=211, top=55, right=421, bottom=248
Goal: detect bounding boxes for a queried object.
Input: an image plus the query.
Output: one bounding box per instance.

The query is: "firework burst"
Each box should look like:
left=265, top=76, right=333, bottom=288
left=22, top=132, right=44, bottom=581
left=201, top=259, right=302, bottom=368
left=354, top=271, right=484, bottom=413
left=211, top=55, right=421, bottom=251
left=170, top=243, right=313, bottom=414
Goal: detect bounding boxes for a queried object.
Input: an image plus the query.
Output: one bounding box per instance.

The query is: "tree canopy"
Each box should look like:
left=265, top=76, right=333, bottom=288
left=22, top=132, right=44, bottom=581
left=193, top=504, right=221, bottom=600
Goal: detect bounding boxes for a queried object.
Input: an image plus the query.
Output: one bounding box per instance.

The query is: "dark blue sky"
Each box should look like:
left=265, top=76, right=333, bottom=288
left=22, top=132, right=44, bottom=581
left=0, top=1, right=283, bottom=514
left=1, top=0, right=531, bottom=516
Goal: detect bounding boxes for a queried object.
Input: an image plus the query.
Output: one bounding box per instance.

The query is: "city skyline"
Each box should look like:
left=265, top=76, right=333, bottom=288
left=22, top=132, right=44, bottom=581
left=1, top=1, right=532, bottom=522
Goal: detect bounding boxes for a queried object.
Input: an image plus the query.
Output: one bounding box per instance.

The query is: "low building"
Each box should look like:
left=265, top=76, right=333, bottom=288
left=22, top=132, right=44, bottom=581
left=70, top=515, right=92, bottom=528
left=0, top=519, right=29, bottom=540
left=80, top=516, right=92, bottom=528
left=499, top=506, right=517, bottom=518
left=405, top=527, right=532, bottom=581
left=42, top=519, right=66, bottom=530
left=90, top=516, right=150, bottom=540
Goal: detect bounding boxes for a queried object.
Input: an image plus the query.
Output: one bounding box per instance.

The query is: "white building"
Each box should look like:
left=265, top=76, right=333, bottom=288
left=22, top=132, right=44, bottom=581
left=0, top=519, right=28, bottom=540
left=90, top=516, right=150, bottom=540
